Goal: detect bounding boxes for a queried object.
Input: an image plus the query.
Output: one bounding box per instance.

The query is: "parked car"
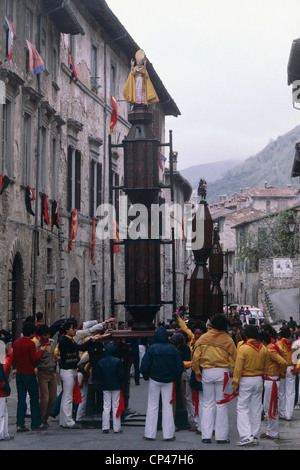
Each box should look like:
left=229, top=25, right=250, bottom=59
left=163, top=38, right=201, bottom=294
left=248, top=307, right=264, bottom=326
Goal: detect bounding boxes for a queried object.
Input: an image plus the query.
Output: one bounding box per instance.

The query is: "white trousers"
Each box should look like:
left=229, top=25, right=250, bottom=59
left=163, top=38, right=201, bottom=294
left=237, top=376, right=263, bottom=439
left=263, top=376, right=280, bottom=438
left=144, top=378, right=175, bottom=440
left=0, top=397, right=9, bottom=439
left=279, top=366, right=296, bottom=420
left=201, top=367, right=229, bottom=440
left=75, top=373, right=88, bottom=422
left=59, top=369, right=77, bottom=427
left=195, top=391, right=204, bottom=432
left=102, top=390, right=122, bottom=432
left=184, top=369, right=197, bottom=427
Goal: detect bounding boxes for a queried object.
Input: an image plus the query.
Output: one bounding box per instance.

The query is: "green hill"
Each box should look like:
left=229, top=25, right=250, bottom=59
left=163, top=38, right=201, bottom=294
left=181, top=126, right=300, bottom=204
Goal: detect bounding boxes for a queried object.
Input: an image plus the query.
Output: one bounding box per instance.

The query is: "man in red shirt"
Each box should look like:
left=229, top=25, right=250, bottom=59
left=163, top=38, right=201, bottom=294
left=13, top=322, right=46, bottom=432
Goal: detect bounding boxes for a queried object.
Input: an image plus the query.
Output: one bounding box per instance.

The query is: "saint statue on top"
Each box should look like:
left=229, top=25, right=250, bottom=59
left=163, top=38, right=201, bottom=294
left=123, top=49, right=159, bottom=106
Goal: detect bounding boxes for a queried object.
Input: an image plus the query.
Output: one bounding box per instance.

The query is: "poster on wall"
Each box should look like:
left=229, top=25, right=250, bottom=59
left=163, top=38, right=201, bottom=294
left=273, top=258, right=293, bottom=278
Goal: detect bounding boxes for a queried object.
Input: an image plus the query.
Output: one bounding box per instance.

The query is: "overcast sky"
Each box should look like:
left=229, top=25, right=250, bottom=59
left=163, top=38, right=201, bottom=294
left=106, top=0, right=300, bottom=171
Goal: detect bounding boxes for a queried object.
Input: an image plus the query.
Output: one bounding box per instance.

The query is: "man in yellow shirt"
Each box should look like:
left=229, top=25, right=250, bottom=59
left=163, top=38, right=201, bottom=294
left=277, top=326, right=296, bottom=421
left=233, top=325, right=267, bottom=446
left=174, top=312, right=207, bottom=432
left=192, top=314, right=236, bottom=444
left=258, top=331, right=287, bottom=440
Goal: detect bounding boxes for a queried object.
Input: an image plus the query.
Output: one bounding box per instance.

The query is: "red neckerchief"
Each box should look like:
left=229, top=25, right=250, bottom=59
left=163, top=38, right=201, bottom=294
left=280, top=338, right=293, bottom=352
left=268, top=343, right=282, bottom=355
left=246, top=339, right=262, bottom=352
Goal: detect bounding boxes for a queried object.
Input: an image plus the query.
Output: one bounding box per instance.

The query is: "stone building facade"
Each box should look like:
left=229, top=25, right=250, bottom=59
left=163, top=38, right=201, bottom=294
left=0, top=0, right=182, bottom=339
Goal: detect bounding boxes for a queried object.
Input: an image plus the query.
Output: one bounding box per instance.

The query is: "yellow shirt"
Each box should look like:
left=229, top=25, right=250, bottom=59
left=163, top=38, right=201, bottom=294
left=232, top=340, right=267, bottom=390
left=192, top=330, right=236, bottom=374
left=264, top=343, right=288, bottom=377
left=276, top=338, right=293, bottom=365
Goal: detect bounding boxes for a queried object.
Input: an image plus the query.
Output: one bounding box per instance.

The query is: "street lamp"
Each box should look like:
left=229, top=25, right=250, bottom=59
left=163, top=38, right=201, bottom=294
left=288, top=213, right=296, bottom=234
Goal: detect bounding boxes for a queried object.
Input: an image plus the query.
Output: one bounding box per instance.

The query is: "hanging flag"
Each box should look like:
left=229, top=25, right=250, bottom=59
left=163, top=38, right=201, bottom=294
left=70, top=55, right=78, bottom=83
left=0, top=175, right=9, bottom=195
left=25, top=185, right=35, bottom=216
left=51, top=200, right=60, bottom=229
left=113, top=220, right=120, bottom=253
left=41, top=193, right=50, bottom=227
left=26, top=39, right=45, bottom=75
left=91, top=216, right=96, bottom=264
left=5, top=17, right=14, bottom=62
left=68, top=208, right=78, bottom=252
left=159, top=152, right=165, bottom=172
left=110, top=96, right=118, bottom=132
left=182, top=218, right=186, bottom=241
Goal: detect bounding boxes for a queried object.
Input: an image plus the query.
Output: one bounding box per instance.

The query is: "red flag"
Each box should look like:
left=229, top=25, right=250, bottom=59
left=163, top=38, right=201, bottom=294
left=26, top=40, right=45, bottom=75
left=0, top=175, right=9, bottom=195
left=113, top=220, right=120, bottom=253
left=5, top=17, right=14, bottom=62
left=68, top=209, right=78, bottom=252
left=91, top=216, right=96, bottom=264
left=70, top=55, right=78, bottom=82
left=41, top=193, right=50, bottom=226
left=110, top=96, right=118, bottom=132
left=25, top=185, right=35, bottom=216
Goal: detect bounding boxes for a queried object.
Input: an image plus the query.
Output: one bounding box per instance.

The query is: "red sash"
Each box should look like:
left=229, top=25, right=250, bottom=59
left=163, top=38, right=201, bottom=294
left=72, top=377, right=82, bottom=405
left=192, top=390, right=199, bottom=417
left=264, top=376, right=279, bottom=420
left=116, top=390, right=125, bottom=418
left=169, top=382, right=176, bottom=404
left=216, top=372, right=238, bottom=404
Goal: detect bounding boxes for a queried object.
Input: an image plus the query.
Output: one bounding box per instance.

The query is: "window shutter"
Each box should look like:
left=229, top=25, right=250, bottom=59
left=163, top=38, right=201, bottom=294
left=75, top=150, right=81, bottom=211
left=89, top=160, right=95, bottom=218
left=97, top=162, right=102, bottom=208
left=67, top=145, right=73, bottom=211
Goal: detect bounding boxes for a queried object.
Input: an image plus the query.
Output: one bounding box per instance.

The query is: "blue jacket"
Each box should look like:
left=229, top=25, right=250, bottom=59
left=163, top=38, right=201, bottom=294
left=96, top=343, right=125, bottom=391
left=140, top=327, right=184, bottom=383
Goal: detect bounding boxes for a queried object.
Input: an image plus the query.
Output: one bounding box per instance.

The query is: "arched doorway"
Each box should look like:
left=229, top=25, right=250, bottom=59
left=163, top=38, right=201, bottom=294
left=11, top=253, right=24, bottom=342
left=70, top=278, right=80, bottom=325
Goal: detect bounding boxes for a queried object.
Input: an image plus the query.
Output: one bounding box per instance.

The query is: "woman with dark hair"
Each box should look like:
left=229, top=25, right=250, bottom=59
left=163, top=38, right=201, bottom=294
left=192, top=314, right=236, bottom=444
left=58, top=319, right=102, bottom=429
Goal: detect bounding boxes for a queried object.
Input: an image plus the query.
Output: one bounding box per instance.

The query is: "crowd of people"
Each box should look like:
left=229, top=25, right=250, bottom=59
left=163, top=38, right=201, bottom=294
left=0, top=308, right=300, bottom=446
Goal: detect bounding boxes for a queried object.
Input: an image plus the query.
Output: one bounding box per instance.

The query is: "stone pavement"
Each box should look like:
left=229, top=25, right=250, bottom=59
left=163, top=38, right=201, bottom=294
left=1, top=375, right=300, bottom=453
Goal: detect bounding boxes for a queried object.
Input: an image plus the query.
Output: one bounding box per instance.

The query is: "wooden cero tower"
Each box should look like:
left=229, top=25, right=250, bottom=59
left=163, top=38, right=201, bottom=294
left=189, top=180, right=213, bottom=324
left=109, top=105, right=175, bottom=330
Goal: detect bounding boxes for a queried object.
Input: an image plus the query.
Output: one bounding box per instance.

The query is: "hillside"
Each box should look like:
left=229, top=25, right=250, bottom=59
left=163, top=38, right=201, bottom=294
left=181, top=126, right=300, bottom=204
left=180, top=159, right=243, bottom=189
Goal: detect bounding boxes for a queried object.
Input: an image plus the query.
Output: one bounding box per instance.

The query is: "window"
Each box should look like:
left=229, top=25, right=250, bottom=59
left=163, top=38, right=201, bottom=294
left=47, top=247, right=52, bottom=275
left=25, top=7, right=33, bottom=41
left=23, top=112, right=33, bottom=185
left=91, top=45, right=98, bottom=91
left=110, top=63, right=116, bottom=98
left=90, top=160, right=102, bottom=217
left=112, top=171, right=119, bottom=223
left=53, top=48, right=57, bottom=83
left=6, top=0, right=14, bottom=19
left=41, top=125, right=48, bottom=193
left=67, top=145, right=81, bottom=211
left=1, top=99, right=13, bottom=176
left=51, top=136, right=57, bottom=198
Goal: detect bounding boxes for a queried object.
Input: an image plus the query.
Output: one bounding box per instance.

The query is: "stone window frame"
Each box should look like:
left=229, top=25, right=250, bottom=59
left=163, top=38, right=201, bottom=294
left=67, top=119, right=83, bottom=212
left=0, top=69, right=24, bottom=179
left=21, top=86, right=41, bottom=187
left=88, top=135, right=103, bottom=218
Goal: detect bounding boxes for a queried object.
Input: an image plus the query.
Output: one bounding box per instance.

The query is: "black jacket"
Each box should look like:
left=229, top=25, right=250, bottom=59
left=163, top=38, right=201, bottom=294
left=96, top=343, right=125, bottom=391
left=140, top=327, right=184, bottom=383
